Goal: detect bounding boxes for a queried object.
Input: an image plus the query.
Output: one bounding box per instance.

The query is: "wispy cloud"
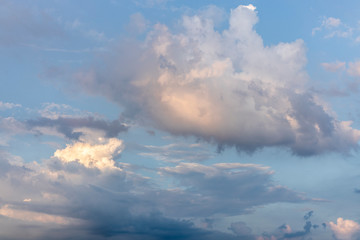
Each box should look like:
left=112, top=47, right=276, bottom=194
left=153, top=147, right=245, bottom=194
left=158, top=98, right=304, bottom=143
left=0, top=101, right=21, bottom=110
left=321, top=61, right=346, bottom=72
left=312, top=16, right=355, bottom=40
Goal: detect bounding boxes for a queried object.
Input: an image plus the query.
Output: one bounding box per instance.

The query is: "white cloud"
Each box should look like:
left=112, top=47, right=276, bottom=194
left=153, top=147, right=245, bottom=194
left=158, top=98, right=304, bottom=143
left=312, top=16, right=353, bottom=39
left=54, top=138, right=124, bottom=170
left=242, top=4, right=256, bottom=11
left=323, top=17, right=341, bottom=28
left=0, top=101, right=21, bottom=110
left=74, top=5, right=360, bottom=155
left=330, top=218, right=360, bottom=240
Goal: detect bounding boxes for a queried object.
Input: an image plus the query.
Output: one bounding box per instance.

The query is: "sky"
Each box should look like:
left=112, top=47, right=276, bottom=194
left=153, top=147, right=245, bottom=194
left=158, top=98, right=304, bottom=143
left=1, top=0, right=360, bottom=239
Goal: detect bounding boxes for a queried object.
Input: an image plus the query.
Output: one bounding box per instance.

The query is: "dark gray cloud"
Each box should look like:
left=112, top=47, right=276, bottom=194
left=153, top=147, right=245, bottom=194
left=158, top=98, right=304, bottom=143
left=69, top=5, right=360, bottom=156
left=281, top=211, right=320, bottom=239
left=26, top=116, right=128, bottom=140
left=304, top=211, right=314, bottom=221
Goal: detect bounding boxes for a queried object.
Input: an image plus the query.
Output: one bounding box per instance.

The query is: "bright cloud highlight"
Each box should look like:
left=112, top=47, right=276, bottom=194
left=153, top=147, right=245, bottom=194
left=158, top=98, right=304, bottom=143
left=54, top=138, right=123, bottom=170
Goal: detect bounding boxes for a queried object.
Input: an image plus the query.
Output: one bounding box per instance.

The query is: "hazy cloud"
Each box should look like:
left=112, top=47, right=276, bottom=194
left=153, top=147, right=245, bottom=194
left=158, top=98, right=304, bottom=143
left=0, top=0, right=64, bottom=46
left=229, top=221, right=255, bottom=239
left=347, top=61, right=360, bottom=77
left=139, top=143, right=214, bottom=162
left=312, top=16, right=353, bottom=39
left=158, top=162, right=307, bottom=217
left=321, top=61, right=346, bottom=72
left=0, top=101, right=21, bottom=110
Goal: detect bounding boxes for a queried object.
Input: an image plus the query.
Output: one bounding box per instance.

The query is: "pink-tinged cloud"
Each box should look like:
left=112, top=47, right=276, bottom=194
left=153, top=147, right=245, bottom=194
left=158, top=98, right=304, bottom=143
left=330, top=218, right=360, bottom=240
left=321, top=61, right=346, bottom=72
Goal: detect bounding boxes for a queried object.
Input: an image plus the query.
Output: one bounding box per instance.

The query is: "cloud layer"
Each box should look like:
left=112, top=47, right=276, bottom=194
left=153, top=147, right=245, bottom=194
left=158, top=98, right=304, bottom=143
left=0, top=141, right=306, bottom=239
left=74, top=5, right=360, bottom=156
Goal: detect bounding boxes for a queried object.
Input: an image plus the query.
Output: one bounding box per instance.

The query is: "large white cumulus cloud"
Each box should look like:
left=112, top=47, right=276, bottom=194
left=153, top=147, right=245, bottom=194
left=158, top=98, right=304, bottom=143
left=74, top=5, right=360, bottom=155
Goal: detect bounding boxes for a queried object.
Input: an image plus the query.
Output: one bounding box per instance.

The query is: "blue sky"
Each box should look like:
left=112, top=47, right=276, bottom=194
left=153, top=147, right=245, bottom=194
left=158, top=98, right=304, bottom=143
left=2, top=1, right=360, bottom=239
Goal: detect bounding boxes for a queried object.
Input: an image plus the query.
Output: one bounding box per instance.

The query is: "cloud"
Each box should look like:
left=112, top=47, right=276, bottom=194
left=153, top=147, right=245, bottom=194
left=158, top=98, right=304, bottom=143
left=0, top=0, right=64, bottom=46
left=0, top=101, right=21, bottom=110
left=0, top=204, right=79, bottom=225
left=127, top=13, right=149, bottom=34
left=321, top=61, right=346, bottom=72
left=0, top=145, right=309, bottom=239
left=312, top=16, right=353, bottom=39
left=72, top=5, right=360, bottom=156
left=26, top=116, right=128, bottom=140
left=323, top=17, right=342, bottom=28
left=53, top=138, right=124, bottom=170
left=229, top=221, right=255, bottom=239
left=138, top=142, right=214, bottom=162
left=347, top=61, right=360, bottom=77
left=330, top=218, right=360, bottom=240
left=157, top=162, right=306, bottom=217
left=0, top=117, right=28, bottom=146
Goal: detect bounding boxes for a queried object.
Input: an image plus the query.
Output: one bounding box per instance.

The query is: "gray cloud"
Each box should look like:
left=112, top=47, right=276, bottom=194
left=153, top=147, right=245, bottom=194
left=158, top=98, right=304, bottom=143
left=26, top=116, right=128, bottom=140
left=157, top=162, right=306, bottom=217
left=0, top=0, right=64, bottom=46
left=138, top=143, right=214, bottom=162
left=0, top=149, right=308, bottom=239
left=229, top=221, right=255, bottom=240
left=70, top=5, right=360, bottom=156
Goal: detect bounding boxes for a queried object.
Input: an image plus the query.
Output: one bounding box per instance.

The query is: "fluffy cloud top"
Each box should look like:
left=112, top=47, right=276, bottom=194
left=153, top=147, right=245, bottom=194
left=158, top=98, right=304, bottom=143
left=74, top=5, right=360, bottom=156
left=330, top=218, right=360, bottom=240
left=54, top=138, right=123, bottom=170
